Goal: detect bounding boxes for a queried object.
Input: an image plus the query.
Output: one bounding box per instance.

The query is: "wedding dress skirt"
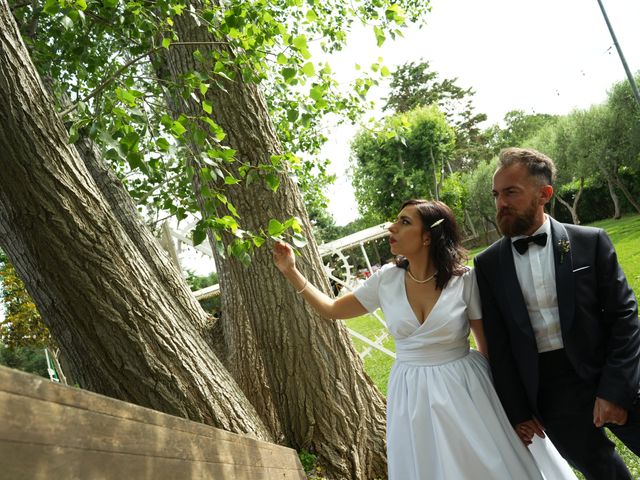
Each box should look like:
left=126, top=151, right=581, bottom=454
left=354, top=265, right=576, bottom=479
left=387, top=348, right=576, bottom=479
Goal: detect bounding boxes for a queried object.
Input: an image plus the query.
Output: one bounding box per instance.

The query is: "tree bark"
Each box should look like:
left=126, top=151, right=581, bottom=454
left=613, top=171, right=640, bottom=214
left=430, top=146, right=439, bottom=201
left=604, top=175, right=622, bottom=219
left=159, top=3, right=388, bottom=477
left=0, top=0, right=270, bottom=440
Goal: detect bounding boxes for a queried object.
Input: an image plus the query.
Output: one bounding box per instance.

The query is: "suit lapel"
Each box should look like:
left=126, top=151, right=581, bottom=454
left=550, top=218, right=576, bottom=335
left=499, top=236, right=536, bottom=341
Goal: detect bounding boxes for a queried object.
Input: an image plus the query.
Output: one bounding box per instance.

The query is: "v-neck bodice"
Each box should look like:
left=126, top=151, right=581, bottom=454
left=401, top=274, right=442, bottom=326
left=353, top=264, right=481, bottom=365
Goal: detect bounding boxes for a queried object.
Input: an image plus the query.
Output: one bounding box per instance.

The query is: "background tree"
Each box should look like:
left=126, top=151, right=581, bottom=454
left=350, top=105, right=456, bottom=223
left=0, top=249, right=52, bottom=378
left=604, top=75, right=640, bottom=213
left=483, top=110, right=557, bottom=160
left=0, top=250, right=51, bottom=350
left=525, top=116, right=586, bottom=224
left=462, top=159, right=499, bottom=235
left=384, top=60, right=489, bottom=169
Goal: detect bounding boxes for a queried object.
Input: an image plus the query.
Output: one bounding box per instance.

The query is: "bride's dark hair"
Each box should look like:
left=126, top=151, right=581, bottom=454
left=395, top=199, right=468, bottom=289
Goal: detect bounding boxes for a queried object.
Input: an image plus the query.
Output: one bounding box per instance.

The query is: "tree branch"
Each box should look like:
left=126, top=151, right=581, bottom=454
left=60, top=41, right=229, bottom=118
left=139, top=172, right=183, bottom=203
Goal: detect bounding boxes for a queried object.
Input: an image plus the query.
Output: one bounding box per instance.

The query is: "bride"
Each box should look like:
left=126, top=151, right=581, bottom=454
left=273, top=199, right=576, bottom=479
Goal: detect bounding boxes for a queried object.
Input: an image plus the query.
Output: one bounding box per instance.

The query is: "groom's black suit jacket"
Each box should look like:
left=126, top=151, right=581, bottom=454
left=474, top=217, right=640, bottom=426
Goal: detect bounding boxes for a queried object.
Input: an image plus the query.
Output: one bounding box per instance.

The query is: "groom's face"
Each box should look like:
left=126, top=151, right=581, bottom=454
left=492, top=164, right=547, bottom=237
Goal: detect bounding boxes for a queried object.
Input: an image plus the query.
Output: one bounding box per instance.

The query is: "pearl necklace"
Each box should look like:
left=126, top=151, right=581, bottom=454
left=406, top=269, right=437, bottom=284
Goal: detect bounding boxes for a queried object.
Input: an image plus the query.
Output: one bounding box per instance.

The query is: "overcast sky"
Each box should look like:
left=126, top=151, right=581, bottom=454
left=321, top=0, right=640, bottom=225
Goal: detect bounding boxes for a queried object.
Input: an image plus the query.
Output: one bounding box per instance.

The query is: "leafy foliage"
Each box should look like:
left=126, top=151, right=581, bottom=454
left=384, top=60, right=489, bottom=169
left=0, top=250, right=52, bottom=349
left=483, top=110, right=558, bottom=160
left=0, top=343, right=48, bottom=378
left=10, top=0, right=432, bottom=263
left=461, top=159, right=498, bottom=232
left=350, top=105, right=455, bottom=223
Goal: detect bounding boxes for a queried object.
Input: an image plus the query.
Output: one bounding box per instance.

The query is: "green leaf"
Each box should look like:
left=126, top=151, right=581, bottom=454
left=252, top=235, right=266, bottom=247
left=162, top=37, right=171, bottom=49
left=208, top=148, right=236, bottom=162
left=43, top=0, right=59, bottom=14
left=286, top=108, right=299, bottom=122
left=305, top=9, right=318, bottom=22
left=171, top=120, right=187, bottom=137
left=202, top=100, right=213, bottom=114
left=193, top=228, right=207, bottom=246
left=156, top=137, right=171, bottom=152
left=310, top=86, right=324, bottom=101
left=61, top=16, right=73, bottom=30
left=282, top=67, right=297, bottom=82
left=292, top=35, right=308, bottom=51
left=301, top=62, right=315, bottom=77
left=291, top=233, right=307, bottom=248
left=75, top=0, right=87, bottom=10
left=290, top=216, right=303, bottom=233
left=265, top=173, right=280, bottom=192
left=215, top=239, right=225, bottom=258
left=68, top=125, right=79, bottom=144
left=268, top=219, right=284, bottom=236
left=276, top=53, right=288, bottom=65
left=103, top=0, right=118, bottom=7
left=224, top=175, right=240, bottom=185
left=246, top=170, right=258, bottom=186
left=373, top=26, right=386, bottom=47
left=192, top=128, right=206, bottom=146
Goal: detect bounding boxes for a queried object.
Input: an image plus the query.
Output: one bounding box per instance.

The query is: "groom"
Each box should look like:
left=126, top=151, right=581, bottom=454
left=474, top=147, right=640, bottom=479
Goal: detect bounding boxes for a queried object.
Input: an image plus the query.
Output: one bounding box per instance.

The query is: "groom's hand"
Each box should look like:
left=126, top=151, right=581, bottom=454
left=515, top=418, right=545, bottom=445
left=593, top=397, right=628, bottom=427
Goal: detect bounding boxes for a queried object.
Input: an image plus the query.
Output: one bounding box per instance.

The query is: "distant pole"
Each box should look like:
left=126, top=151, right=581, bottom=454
left=596, top=0, right=640, bottom=106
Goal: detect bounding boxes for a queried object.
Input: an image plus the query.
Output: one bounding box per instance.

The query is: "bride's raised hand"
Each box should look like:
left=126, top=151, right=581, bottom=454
left=272, top=241, right=296, bottom=273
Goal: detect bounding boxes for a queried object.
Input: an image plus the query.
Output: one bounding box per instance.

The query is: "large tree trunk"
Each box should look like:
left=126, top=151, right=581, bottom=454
left=0, top=0, right=270, bottom=440
left=160, top=3, right=388, bottom=477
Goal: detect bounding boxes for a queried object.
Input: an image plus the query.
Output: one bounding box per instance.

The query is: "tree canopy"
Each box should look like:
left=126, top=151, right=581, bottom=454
left=351, top=105, right=456, bottom=222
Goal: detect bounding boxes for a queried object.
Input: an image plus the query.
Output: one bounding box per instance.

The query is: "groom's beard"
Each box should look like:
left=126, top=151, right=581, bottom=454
left=496, top=199, right=538, bottom=237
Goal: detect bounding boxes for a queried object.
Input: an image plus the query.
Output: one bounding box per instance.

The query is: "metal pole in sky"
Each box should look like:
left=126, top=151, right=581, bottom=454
left=596, top=0, right=640, bottom=106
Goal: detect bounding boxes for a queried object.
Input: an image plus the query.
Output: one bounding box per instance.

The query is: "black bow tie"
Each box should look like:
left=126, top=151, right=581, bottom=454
left=512, top=232, right=548, bottom=254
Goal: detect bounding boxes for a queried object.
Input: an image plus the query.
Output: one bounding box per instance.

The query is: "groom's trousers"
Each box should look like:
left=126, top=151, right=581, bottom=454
left=537, top=349, right=640, bottom=480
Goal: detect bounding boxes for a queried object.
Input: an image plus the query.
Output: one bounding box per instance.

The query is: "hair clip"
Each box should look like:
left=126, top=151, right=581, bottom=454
left=430, top=218, right=444, bottom=228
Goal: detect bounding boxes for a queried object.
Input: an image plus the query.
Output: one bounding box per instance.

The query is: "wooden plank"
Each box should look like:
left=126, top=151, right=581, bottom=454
left=0, top=366, right=305, bottom=479
left=0, top=367, right=264, bottom=448
left=0, top=442, right=304, bottom=480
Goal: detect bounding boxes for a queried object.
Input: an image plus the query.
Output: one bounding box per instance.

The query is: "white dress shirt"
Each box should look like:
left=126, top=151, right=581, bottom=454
left=511, top=216, right=564, bottom=353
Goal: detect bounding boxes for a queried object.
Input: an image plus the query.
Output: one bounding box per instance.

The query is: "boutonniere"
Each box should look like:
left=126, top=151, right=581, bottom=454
left=558, top=239, right=570, bottom=264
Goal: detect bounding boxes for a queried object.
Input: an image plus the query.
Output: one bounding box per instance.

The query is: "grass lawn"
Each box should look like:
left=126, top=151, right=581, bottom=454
left=346, top=213, right=640, bottom=477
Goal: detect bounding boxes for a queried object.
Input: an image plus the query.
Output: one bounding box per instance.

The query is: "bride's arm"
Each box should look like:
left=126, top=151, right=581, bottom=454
left=273, top=241, right=368, bottom=320
left=470, top=319, right=489, bottom=358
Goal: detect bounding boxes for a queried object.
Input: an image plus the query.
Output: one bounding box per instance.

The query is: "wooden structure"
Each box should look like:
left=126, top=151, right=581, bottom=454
left=0, top=366, right=305, bottom=479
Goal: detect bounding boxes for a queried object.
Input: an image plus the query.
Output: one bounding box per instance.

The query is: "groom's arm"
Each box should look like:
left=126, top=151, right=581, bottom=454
left=593, top=229, right=640, bottom=410
left=474, top=257, right=532, bottom=426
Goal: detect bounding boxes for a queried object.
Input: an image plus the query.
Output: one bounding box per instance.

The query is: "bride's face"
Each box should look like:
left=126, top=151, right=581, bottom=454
left=388, top=205, right=429, bottom=257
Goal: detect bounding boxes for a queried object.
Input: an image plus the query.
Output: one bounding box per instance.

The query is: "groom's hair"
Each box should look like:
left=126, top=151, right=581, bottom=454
left=498, top=147, right=556, bottom=187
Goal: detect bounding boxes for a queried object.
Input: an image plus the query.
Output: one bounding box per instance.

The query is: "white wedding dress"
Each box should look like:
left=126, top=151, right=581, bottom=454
left=354, top=264, right=576, bottom=480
